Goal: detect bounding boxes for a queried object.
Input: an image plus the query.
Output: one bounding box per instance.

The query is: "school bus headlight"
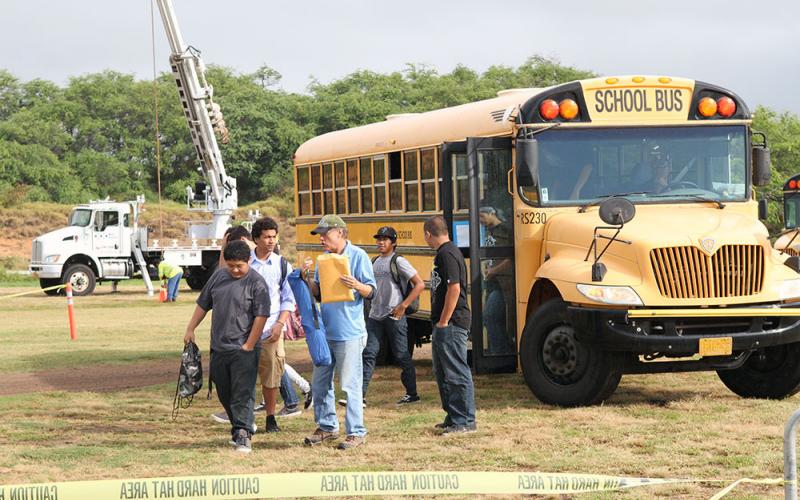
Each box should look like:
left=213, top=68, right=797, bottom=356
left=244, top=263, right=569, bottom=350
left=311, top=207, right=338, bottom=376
left=43, top=254, right=60, bottom=263
left=576, top=284, right=643, bottom=306
left=698, top=97, right=718, bottom=117
left=779, top=279, right=800, bottom=300
left=717, top=96, right=736, bottom=117
left=539, top=99, right=560, bottom=120
left=559, top=99, right=579, bottom=120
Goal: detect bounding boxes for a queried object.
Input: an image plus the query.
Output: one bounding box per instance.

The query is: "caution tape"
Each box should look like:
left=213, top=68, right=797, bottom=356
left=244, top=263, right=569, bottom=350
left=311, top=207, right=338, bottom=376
left=0, top=284, right=65, bottom=300
left=0, top=471, right=785, bottom=499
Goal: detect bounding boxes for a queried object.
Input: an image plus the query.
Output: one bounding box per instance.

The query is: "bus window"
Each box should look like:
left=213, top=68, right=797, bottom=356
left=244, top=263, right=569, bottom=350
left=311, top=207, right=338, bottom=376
left=334, top=161, right=346, bottom=214
left=347, top=159, right=359, bottom=213
left=421, top=148, right=437, bottom=211
left=360, top=157, right=373, bottom=213
left=389, top=151, right=403, bottom=211
left=311, top=164, right=322, bottom=215
left=297, top=166, right=311, bottom=216
left=453, top=153, right=469, bottom=211
left=405, top=150, right=420, bottom=212
left=374, top=156, right=387, bottom=212
left=323, top=163, right=334, bottom=214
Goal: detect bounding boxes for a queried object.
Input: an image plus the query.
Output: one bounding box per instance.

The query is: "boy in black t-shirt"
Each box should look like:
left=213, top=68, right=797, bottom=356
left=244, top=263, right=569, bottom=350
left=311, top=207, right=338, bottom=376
left=183, top=240, right=271, bottom=453
left=423, top=216, right=476, bottom=434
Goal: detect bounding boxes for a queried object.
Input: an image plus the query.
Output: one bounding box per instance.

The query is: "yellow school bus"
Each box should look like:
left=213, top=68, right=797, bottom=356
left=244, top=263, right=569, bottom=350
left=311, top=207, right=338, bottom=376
left=293, top=75, right=800, bottom=406
left=775, top=174, right=800, bottom=256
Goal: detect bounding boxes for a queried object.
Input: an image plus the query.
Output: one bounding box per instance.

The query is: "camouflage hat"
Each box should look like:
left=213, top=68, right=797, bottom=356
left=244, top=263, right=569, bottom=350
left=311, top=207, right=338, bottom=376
left=310, top=214, right=347, bottom=235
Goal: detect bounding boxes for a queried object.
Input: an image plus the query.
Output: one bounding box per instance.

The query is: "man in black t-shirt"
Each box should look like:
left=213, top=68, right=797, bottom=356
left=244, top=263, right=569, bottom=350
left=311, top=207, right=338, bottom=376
left=423, top=216, right=476, bottom=434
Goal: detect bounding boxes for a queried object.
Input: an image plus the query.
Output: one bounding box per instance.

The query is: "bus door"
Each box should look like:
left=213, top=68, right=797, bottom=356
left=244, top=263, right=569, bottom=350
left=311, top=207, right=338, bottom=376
left=442, top=138, right=517, bottom=373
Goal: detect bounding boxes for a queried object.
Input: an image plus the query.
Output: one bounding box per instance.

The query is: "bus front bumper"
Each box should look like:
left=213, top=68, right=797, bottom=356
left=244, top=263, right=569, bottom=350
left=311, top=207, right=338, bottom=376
left=568, top=305, right=800, bottom=355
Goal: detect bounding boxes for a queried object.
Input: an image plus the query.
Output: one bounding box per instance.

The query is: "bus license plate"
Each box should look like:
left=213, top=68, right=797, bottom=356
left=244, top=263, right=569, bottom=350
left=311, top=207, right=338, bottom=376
left=699, top=337, right=733, bottom=356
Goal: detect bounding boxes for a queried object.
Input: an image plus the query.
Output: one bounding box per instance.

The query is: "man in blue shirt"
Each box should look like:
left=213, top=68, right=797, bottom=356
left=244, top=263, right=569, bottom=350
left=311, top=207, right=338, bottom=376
left=301, top=215, right=376, bottom=450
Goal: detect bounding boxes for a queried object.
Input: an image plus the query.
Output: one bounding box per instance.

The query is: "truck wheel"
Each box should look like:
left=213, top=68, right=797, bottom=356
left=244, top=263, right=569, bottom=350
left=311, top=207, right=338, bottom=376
left=39, top=278, right=61, bottom=296
left=717, top=343, right=800, bottom=399
left=62, top=264, right=96, bottom=296
left=520, top=298, right=623, bottom=407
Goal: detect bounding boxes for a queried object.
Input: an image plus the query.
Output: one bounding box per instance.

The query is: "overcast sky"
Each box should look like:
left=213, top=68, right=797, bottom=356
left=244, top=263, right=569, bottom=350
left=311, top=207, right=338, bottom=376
left=3, top=0, right=798, bottom=115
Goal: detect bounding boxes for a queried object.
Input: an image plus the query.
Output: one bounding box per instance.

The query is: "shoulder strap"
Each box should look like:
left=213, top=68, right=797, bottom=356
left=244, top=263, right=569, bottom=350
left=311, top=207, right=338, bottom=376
left=279, top=256, right=288, bottom=287
left=389, top=254, right=401, bottom=285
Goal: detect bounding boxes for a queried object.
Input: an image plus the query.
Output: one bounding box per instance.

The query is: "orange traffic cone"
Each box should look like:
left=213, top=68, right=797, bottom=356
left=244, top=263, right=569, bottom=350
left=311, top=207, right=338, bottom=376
left=159, top=285, right=168, bottom=303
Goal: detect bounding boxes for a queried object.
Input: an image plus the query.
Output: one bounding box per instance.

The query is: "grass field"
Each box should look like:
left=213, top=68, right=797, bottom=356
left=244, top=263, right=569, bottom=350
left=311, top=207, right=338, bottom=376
left=0, top=282, right=797, bottom=499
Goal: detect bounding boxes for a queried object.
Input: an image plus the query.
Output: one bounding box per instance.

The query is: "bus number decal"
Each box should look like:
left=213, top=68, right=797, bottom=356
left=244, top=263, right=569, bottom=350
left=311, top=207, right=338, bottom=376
left=519, top=212, right=547, bottom=224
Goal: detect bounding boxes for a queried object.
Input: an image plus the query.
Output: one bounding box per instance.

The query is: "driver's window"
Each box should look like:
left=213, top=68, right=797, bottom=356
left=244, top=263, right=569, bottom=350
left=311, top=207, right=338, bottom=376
left=94, top=211, right=118, bottom=231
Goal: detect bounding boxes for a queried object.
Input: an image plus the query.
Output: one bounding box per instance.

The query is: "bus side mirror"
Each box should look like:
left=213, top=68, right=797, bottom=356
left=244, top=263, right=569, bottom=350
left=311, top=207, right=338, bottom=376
left=515, top=138, right=538, bottom=187
left=753, top=147, right=771, bottom=187
left=758, top=198, right=768, bottom=221
left=752, top=132, right=771, bottom=187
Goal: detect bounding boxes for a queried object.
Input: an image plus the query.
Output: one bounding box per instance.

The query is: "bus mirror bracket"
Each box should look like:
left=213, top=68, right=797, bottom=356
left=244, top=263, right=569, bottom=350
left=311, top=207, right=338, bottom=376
left=752, top=131, right=771, bottom=187
left=758, top=198, right=768, bottom=221
left=584, top=198, right=636, bottom=282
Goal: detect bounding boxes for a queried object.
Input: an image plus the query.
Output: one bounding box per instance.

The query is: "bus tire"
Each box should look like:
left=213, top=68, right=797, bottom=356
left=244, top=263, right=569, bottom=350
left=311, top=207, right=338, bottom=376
left=39, top=278, right=61, bottom=296
left=717, top=343, right=800, bottom=399
left=520, top=298, right=622, bottom=407
left=62, top=263, right=96, bottom=296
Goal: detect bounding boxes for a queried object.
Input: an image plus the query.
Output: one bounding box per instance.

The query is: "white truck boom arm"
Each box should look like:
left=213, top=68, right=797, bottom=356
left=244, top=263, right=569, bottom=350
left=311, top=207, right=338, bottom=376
left=155, top=0, right=237, bottom=240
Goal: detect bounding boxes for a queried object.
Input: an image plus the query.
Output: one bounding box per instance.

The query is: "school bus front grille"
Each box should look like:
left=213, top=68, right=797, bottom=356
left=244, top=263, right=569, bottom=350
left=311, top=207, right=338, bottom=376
left=650, top=245, right=764, bottom=299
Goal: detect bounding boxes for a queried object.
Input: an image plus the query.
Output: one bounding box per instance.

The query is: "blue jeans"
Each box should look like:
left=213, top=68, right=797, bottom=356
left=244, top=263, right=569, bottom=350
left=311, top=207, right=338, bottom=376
left=363, top=316, right=417, bottom=397
left=312, top=336, right=367, bottom=437
left=431, top=325, right=476, bottom=427
left=279, top=371, right=299, bottom=407
left=167, top=272, right=183, bottom=301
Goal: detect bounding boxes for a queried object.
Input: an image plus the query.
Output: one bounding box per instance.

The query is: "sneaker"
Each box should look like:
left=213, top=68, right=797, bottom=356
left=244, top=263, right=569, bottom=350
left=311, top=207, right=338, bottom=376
left=277, top=405, right=301, bottom=418
left=266, top=415, right=280, bottom=433
left=336, top=435, right=365, bottom=450
left=337, top=398, right=366, bottom=408
left=233, top=429, right=252, bottom=453
left=254, top=400, right=266, bottom=412
left=212, top=411, right=230, bottom=424
left=442, top=423, right=477, bottom=435
left=434, top=418, right=452, bottom=430
left=303, top=428, right=339, bottom=446
left=396, top=394, right=420, bottom=406
left=303, top=391, right=313, bottom=410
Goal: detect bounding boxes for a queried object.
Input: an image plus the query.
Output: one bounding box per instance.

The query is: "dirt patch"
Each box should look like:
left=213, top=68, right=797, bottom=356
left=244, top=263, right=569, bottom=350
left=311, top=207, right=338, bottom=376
left=3, top=354, right=313, bottom=396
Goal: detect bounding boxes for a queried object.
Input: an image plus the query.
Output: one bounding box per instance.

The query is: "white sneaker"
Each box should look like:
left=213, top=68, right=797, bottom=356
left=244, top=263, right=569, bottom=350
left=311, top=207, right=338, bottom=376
left=276, top=405, right=302, bottom=418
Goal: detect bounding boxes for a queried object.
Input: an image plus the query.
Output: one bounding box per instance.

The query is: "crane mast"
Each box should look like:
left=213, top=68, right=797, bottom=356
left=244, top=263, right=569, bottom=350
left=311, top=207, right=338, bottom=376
left=155, top=0, right=237, bottom=240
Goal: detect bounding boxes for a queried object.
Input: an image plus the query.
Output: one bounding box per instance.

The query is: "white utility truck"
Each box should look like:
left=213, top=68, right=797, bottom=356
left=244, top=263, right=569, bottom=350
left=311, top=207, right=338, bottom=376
left=29, top=0, right=239, bottom=296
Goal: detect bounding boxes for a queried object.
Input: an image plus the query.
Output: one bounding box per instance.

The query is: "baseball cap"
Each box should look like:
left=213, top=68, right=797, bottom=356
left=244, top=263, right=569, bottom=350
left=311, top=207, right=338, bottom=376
left=310, top=214, right=347, bottom=235
left=373, top=226, right=398, bottom=241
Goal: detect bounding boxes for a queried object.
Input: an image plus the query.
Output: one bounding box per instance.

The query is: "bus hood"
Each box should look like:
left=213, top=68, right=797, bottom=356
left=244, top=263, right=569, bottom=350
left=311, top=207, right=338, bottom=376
left=544, top=205, right=768, bottom=263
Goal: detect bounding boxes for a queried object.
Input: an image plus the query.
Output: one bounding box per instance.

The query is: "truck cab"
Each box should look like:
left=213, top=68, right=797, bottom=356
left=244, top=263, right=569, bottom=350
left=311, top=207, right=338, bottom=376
left=30, top=200, right=145, bottom=296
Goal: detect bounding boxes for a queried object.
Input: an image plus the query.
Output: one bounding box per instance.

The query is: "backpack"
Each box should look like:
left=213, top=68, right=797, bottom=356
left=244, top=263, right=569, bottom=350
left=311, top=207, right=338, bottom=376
left=172, top=341, right=203, bottom=419
left=287, top=269, right=332, bottom=367
left=371, top=254, right=419, bottom=316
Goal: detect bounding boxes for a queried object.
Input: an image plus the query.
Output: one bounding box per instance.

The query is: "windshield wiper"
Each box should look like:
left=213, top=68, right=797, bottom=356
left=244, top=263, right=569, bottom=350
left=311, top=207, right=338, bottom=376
left=577, top=192, right=652, bottom=213
left=650, top=192, right=725, bottom=209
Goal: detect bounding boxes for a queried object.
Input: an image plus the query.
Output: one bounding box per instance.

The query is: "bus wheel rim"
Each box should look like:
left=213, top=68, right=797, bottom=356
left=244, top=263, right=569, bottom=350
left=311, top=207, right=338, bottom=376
left=542, top=325, right=579, bottom=381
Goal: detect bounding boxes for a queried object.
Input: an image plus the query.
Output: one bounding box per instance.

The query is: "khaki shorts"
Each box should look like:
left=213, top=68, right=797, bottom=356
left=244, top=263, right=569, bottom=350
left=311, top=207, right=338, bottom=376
left=258, top=334, right=285, bottom=389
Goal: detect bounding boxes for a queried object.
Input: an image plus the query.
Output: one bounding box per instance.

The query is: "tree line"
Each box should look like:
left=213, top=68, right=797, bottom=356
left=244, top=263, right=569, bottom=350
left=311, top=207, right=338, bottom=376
left=0, top=55, right=798, bottom=232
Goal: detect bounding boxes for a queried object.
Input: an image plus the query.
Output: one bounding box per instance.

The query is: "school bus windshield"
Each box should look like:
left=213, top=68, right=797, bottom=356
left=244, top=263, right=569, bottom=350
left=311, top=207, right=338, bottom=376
left=520, top=125, right=748, bottom=206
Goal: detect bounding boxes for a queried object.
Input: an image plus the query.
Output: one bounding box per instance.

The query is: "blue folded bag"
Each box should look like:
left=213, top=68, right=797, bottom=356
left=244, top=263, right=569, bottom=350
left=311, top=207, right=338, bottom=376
left=287, top=269, right=332, bottom=367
